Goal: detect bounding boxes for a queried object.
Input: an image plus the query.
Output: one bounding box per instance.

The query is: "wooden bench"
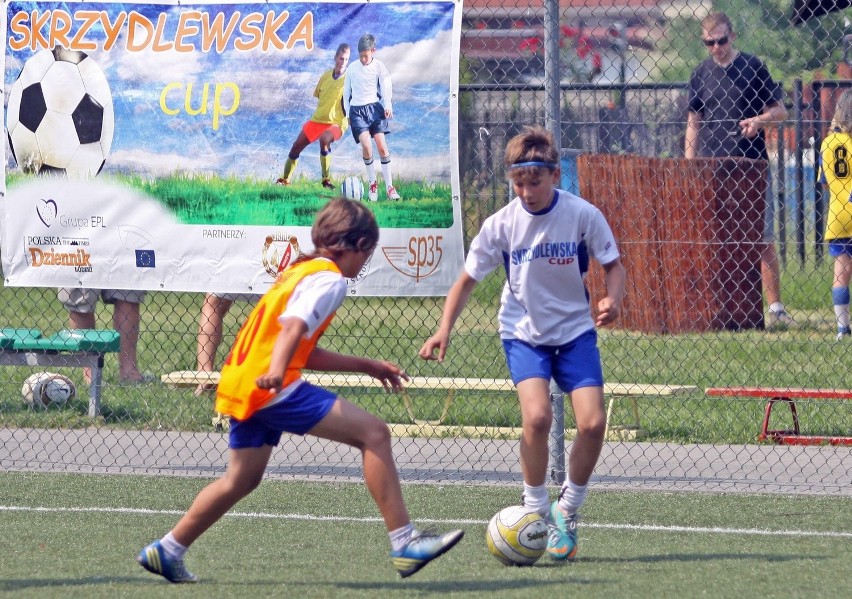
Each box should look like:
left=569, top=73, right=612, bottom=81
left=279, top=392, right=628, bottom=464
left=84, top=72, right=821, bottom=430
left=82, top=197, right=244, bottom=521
left=0, top=328, right=121, bottom=417
left=705, top=386, right=852, bottom=446
left=162, top=370, right=696, bottom=439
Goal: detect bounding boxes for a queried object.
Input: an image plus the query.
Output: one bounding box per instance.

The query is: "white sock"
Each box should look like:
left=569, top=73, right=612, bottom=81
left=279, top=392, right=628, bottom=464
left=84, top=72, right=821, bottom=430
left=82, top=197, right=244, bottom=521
left=522, top=482, right=550, bottom=518
left=835, top=304, right=850, bottom=329
left=364, top=157, right=377, bottom=184
left=558, top=480, right=588, bottom=515
left=160, top=531, right=187, bottom=560
left=389, top=523, right=414, bottom=552
left=769, top=302, right=785, bottom=314
left=380, top=155, right=394, bottom=189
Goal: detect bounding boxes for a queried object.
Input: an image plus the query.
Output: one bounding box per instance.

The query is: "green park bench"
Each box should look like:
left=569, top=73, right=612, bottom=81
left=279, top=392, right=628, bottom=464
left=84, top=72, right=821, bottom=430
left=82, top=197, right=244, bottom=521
left=0, top=328, right=121, bottom=417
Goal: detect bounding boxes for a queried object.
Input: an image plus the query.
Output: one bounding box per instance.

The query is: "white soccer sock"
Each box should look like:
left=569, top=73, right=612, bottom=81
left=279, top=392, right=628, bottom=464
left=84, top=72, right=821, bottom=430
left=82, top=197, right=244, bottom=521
left=364, top=157, right=377, bottom=184
left=389, top=523, right=414, bottom=552
left=160, top=531, right=188, bottom=560
left=522, top=482, right=550, bottom=518
left=835, top=304, right=850, bottom=329
left=558, top=480, right=588, bottom=515
left=380, top=155, right=394, bottom=189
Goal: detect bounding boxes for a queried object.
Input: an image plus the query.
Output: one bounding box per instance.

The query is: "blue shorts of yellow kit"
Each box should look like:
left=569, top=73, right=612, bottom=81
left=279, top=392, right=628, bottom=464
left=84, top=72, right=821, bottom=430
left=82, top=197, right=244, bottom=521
left=228, top=382, right=338, bottom=449
left=828, top=238, right=852, bottom=257
left=501, top=329, right=604, bottom=393
left=349, top=102, right=389, bottom=142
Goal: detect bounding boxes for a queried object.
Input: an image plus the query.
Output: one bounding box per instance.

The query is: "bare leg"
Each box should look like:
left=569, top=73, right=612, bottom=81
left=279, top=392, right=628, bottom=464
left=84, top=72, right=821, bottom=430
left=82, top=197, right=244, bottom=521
left=309, top=398, right=410, bottom=531
left=761, top=243, right=782, bottom=306
left=113, top=300, right=142, bottom=382
left=515, top=378, right=553, bottom=487
left=172, top=445, right=273, bottom=547
left=196, top=295, right=233, bottom=371
left=567, top=386, right=606, bottom=486
left=68, top=310, right=96, bottom=384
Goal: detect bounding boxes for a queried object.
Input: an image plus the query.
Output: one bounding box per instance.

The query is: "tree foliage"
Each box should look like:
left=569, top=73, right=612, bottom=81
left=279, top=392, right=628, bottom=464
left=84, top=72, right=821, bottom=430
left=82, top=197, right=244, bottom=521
left=656, top=0, right=850, bottom=88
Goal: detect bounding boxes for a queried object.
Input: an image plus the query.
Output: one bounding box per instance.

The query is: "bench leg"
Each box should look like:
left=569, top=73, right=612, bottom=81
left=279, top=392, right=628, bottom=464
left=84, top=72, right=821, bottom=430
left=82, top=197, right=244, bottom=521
left=88, top=354, right=105, bottom=418
left=759, top=397, right=799, bottom=442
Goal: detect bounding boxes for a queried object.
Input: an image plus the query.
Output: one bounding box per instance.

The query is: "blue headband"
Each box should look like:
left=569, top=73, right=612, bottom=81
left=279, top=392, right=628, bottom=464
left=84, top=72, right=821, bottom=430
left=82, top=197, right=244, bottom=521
left=509, top=161, right=558, bottom=170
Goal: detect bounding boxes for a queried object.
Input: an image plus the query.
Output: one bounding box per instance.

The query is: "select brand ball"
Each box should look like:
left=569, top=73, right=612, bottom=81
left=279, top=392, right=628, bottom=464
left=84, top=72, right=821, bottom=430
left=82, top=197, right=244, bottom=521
left=22, top=372, right=76, bottom=408
left=486, top=505, right=549, bottom=566
left=341, top=176, right=364, bottom=201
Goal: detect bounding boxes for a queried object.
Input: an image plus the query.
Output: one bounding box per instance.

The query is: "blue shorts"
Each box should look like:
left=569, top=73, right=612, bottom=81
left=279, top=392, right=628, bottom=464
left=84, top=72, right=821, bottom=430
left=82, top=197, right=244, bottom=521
left=829, top=238, right=852, bottom=258
left=501, top=329, right=604, bottom=393
left=228, top=382, right=337, bottom=449
left=349, top=103, right=389, bottom=142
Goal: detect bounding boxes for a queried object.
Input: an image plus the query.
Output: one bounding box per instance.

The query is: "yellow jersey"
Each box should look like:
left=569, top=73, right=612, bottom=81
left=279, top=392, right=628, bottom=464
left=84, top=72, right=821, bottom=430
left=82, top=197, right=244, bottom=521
left=819, top=131, right=852, bottom=240
left=311, top=69, right=348, bottom=132
left=215, top=259, right=342, bottom=420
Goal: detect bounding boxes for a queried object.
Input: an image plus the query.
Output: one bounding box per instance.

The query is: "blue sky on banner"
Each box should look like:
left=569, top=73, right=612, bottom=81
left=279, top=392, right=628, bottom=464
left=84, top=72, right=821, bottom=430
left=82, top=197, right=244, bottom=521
left=4, top=1, right=457, bottom=182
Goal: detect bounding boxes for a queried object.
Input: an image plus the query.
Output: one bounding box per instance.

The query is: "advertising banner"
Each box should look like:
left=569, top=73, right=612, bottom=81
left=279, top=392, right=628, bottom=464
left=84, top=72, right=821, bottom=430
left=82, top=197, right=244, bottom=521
left=1, top=0, right=464, bottom=296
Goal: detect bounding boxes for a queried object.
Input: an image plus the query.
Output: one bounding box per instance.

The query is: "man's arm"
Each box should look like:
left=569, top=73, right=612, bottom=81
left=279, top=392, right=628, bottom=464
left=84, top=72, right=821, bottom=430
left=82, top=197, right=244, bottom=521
left=739, top=101, right=787, bottom=139
left=685, top=111, right=701, bottom=159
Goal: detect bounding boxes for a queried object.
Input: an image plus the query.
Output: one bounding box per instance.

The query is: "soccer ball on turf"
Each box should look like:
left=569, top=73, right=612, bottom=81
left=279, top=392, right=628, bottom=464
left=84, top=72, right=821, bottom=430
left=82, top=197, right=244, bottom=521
left=486, top=505, right=549, bottom=566
left=6, top=47, right=114, bottom=178
left=341, top=176, right=365, bottom=201
left=22, top=372, right=76, bottom=408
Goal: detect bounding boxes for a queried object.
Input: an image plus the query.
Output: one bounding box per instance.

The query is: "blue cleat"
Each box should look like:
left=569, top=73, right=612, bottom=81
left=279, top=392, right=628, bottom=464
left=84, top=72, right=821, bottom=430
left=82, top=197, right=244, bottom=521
left=546, top=502, right=579, bottom=561
left=137, top=540, right=198, bottom=583
left=390, top=528, right=464, bottom=578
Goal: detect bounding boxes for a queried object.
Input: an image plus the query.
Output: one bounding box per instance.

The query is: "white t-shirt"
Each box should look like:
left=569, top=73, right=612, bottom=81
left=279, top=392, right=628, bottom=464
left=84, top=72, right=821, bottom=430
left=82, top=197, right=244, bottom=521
left=280, top=267, right=346, bottom=337
left=465, top=190, right=620, bottom=346
left=343, top=58, right=393, bottom=114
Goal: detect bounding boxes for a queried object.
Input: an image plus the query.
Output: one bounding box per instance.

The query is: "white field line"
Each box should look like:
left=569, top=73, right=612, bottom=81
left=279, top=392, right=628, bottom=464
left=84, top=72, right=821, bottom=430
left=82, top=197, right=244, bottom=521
left=1, top=505, right=851, bottom=539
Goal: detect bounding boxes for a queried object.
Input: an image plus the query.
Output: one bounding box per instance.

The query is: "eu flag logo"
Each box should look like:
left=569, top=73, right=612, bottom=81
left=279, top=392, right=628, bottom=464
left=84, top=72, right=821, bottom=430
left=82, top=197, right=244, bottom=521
left=135, top=249, right=156, bottom=268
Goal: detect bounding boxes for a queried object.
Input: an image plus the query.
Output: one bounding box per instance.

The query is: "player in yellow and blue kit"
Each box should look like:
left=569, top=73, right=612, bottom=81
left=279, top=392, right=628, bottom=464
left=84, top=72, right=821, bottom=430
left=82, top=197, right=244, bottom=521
left=819, top=89, right=852, bottom=340
left=138, top=199, right=463, bottom=583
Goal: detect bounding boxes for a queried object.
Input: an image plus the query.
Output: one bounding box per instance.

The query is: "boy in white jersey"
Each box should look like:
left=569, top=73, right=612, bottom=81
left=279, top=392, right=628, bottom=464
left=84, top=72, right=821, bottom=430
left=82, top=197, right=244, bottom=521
left=419, top=125, right=625, bottom=562
left=343, top=33, right=400, bottom=201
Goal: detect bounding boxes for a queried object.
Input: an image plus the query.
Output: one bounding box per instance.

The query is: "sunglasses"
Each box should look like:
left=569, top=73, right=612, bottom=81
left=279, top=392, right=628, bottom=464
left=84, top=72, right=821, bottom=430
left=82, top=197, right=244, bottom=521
left=703, top=35, right=729, bottom=47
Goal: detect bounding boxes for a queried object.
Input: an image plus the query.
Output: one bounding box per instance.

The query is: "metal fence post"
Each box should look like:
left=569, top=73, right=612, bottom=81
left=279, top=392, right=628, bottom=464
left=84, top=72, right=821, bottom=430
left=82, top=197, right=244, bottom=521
left=549, top=378, right=566, bottom=485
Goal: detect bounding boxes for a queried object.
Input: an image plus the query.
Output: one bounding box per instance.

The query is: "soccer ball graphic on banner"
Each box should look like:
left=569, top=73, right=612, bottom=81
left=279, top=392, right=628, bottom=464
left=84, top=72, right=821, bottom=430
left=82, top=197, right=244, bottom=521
left=22, top=372, right=77, bottom=408
left=486, top=505, right=549, bottom=566
left=6, top=47, right=114, bottom=178
left=341, top=176, right=365, bottom=201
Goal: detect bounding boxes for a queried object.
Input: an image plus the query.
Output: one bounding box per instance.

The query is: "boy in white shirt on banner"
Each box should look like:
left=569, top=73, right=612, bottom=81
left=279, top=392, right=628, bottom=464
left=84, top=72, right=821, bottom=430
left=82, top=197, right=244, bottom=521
left=419, top=125, right=626, bottom=562
left=343, top=33, right=400, bottom=201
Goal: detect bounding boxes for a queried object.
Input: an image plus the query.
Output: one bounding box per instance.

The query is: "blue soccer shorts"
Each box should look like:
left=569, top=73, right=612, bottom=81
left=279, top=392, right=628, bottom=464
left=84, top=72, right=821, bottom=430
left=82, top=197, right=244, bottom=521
left=828, top=238, right=852, bottom=257
left=349, top=102, right=390, bottom=142
left=501, top=329, right=604, bottom=393
left=229, top=382, right=338, bottom=449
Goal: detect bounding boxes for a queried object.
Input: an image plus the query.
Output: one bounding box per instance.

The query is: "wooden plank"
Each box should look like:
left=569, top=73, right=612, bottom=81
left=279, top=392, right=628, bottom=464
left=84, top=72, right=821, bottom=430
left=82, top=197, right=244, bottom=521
left=707, top=387, right=852, bottom=400
left=161, top=370, right=696, bottom=396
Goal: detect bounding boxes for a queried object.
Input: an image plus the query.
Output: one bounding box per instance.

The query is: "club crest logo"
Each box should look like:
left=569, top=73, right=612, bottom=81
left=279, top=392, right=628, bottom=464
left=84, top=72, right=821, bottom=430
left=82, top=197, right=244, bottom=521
left=262, top=234, right=300, bottom=277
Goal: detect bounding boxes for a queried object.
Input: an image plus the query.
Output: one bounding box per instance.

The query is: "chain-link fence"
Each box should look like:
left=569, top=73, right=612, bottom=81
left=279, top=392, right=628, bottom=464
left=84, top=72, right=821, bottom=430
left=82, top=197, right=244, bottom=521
left=2, top=1, right=852, bottom=496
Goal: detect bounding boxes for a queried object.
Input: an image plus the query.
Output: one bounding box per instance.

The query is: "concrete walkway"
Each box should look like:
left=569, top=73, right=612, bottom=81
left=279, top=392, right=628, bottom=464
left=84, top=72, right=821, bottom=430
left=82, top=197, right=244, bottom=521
left=1, top=427, right=849, bottom=496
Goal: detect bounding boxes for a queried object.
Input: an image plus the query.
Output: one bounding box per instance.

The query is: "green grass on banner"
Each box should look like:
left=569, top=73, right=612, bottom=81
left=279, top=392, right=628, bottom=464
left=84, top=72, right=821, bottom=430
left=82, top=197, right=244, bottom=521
left=129, top=174, right=455, bottom=228
left=0, top=473, right=849, bottom=598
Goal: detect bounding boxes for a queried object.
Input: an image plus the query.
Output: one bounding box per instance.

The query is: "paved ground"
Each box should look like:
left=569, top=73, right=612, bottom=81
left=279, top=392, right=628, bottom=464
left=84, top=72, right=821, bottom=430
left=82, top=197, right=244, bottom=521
left=1, top=427, right=849, bottom=496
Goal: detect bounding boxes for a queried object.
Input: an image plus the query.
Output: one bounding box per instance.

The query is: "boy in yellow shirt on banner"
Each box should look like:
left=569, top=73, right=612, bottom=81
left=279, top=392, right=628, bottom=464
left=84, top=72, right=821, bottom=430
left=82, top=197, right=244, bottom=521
left=138, top=198, right=463, bottom=582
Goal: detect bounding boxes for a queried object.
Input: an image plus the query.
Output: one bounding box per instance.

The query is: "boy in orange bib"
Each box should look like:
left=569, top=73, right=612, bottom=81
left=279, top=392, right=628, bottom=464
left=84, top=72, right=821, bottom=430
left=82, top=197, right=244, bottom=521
left=138, top=198, right=463, bottom=582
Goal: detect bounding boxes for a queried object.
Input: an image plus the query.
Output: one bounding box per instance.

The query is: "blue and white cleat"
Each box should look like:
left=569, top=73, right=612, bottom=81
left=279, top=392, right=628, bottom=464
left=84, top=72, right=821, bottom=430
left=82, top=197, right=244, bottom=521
left=390, top=528, right=464, bottom=578
left=546, top=502, right=579, bottom=561
left=137, top=540, right=199, bottom=583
